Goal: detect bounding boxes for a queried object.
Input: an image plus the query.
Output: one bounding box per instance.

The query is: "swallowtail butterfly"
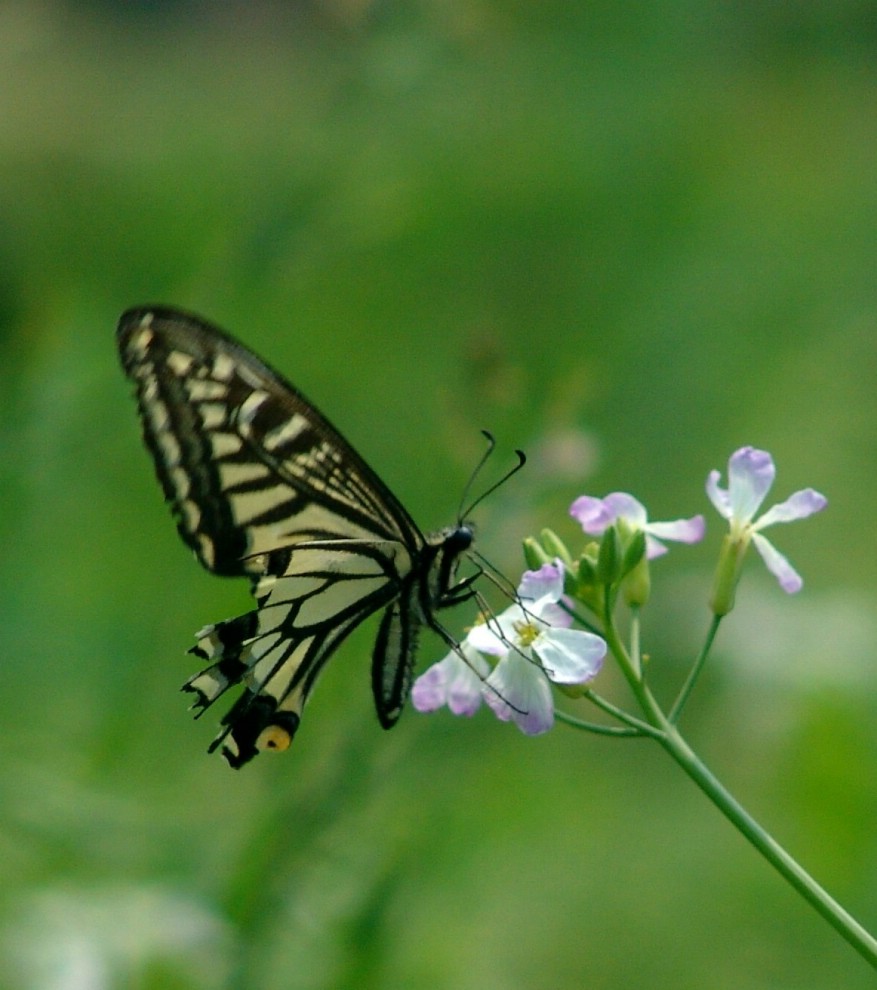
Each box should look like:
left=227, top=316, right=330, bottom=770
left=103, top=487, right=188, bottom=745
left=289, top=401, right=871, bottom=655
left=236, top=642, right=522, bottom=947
left=117, top=306, right=502, bottom=768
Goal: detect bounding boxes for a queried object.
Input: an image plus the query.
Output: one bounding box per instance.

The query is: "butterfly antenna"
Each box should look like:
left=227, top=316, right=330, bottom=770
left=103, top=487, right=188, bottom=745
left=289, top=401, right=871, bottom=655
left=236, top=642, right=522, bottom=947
left=458, top=430, right=526, bottom=523
left=456, top=430, right=495, bottom=523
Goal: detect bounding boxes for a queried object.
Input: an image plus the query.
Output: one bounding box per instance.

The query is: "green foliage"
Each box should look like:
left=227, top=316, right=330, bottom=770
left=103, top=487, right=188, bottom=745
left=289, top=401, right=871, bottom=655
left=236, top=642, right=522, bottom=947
left=2, top=2, right=876, bottom=987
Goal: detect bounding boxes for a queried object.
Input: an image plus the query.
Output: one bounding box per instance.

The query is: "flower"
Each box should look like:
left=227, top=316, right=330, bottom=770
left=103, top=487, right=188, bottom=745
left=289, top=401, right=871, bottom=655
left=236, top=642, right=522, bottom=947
left=706, top=446, right=827, bottom=600
left=411, top=562, right=606, bottom=734
left=411, top=639, right=489, bottom=716
left=570, top=492, right=705, bottom=559
left=467, top=563, right=606, bottom=734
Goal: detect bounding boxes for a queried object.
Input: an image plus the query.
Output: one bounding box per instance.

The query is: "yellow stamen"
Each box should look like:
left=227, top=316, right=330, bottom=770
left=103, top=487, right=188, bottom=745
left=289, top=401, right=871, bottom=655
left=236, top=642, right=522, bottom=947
left=513, top=619, right=540, bottom=648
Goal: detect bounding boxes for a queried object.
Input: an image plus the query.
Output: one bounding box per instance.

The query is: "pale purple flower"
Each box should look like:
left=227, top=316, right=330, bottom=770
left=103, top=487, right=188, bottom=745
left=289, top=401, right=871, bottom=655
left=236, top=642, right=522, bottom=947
left=570, top=492, right=705, bottom=559
left=467, top=562, right=606, bottom=734
left=411, top=639, right=489, bottom=716
left=706, top=446, right=827, bottom=593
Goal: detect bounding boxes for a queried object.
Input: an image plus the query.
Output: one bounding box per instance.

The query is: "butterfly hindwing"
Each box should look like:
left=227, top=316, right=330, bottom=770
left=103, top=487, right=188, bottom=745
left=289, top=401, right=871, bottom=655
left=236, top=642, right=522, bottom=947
left=184, top=541, right=411, bottom=766
left=117, top=306, right=473, bottom=766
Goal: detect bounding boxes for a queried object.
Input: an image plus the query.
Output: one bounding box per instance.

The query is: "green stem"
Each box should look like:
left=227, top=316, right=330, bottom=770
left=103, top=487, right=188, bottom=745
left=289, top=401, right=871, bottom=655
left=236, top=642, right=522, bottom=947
left=575, top=602, right=877, bottom=966
left=581, top=689, right=659, bottom=736
left=629, top=607, right=642, bottom=679
left=669, top=613, right=722, bottom=723
left=554, top=709, right=641, bottom=736
left=599, top=598, right=658, bottom=721
left=657, top=718, right=877, bottom=968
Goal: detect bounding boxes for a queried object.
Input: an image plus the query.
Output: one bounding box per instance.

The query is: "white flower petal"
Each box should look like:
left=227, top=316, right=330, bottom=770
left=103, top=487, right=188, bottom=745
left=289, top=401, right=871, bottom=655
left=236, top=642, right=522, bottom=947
left=752, top=532, right=803, bottom=593
left=533, top=627, right=606, bottom=684
left=727, top=447, right=775, bottom=522
left=466, top=612, right=515, bottom=656
left=754, top=488, right=828, bottom=529
left=602, top=492, right=648, bottom=528
left=518, top=562, right=565, bottom=604
left=537, top=601, right=573, bottom=629
left=484, top=653, right=554, bottom=735
left=445, top=653, right=490, bottom=715
left=411, top=645, right=488, bottom=714
left=570, top=492, right=651, bottom=535
left=705, top=469, right=732, bottom=518
left=411, top=658, right=452, bottom=712
left=644, top=535, right=669, bottom=559
left=569, top=495, right=613, bottom=535
left=647, top=515, right=705, bottom=545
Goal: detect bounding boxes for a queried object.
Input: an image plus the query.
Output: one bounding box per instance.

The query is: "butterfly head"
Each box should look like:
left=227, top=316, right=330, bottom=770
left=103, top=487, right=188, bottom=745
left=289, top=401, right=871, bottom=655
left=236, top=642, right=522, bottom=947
left=423, top=523, right=476, bottom=607
left=431, top=522, right=474, bottom=552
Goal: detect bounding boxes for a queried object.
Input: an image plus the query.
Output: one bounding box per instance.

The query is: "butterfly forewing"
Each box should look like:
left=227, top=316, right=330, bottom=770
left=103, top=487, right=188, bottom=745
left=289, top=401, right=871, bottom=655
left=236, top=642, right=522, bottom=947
left=117, top=307, right=420, bottom=573
left=117, top=306, right=472, bottom=767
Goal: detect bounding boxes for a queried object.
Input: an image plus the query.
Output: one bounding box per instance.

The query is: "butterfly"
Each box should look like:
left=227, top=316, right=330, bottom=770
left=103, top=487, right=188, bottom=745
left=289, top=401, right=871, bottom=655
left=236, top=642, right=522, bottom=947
left=117, top=306, right=519, bottom=767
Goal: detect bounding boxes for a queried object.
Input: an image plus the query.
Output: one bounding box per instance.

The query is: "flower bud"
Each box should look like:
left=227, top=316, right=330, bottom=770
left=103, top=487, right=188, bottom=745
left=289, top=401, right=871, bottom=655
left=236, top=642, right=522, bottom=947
left=620, top=529, right=646, bottom=577
left=577, top=554, right=597, bottom=585
left=539, top=528, right=575, bottom=569
left=523, top=537, right=552, bottom=571
left=623, top=555, right=651, bottom=607
left=596, top=525, right=622, bottom=585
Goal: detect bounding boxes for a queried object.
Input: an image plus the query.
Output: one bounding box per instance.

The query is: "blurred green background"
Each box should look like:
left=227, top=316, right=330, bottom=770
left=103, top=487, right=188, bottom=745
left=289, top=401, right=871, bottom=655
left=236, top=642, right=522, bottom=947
left=2, top=1, right=877, bottom=987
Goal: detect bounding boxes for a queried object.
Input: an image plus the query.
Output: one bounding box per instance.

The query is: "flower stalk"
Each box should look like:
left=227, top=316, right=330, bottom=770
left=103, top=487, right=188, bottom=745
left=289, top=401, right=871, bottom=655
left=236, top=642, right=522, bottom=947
left=593, top=600, right=877, bottom=967
left=656, top=721, right=877, bottom=966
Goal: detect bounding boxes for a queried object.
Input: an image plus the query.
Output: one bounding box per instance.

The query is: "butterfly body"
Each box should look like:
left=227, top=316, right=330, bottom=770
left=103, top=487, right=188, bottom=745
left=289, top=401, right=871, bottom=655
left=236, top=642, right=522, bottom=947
left=117, top=306, right=473, bottom=767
